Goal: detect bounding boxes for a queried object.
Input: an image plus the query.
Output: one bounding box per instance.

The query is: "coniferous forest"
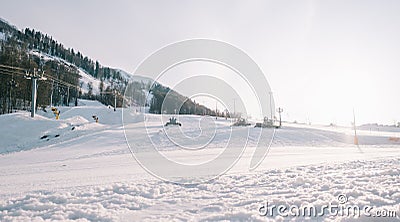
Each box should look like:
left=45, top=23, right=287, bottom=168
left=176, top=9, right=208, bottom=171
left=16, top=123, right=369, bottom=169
left=0, top=18, right=219, bottom=116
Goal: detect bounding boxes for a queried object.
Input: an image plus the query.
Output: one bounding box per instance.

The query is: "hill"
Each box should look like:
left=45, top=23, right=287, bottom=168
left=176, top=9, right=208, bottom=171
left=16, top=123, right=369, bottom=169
left=0, top=18, right=215, bottom=115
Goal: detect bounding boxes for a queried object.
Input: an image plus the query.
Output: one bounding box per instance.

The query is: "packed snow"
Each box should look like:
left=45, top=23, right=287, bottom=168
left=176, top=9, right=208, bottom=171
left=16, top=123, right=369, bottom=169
left=0, top=100, right=399, bottom=221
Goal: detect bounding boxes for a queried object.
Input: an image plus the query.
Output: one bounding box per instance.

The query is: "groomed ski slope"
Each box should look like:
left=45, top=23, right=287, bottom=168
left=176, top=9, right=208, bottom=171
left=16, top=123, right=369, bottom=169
left=0, top=100, right=399, bottom=221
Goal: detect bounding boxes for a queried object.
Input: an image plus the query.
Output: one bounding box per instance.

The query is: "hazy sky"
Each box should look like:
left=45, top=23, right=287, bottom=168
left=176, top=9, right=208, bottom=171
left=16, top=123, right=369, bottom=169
left=1, top=0, right=399, bottom=125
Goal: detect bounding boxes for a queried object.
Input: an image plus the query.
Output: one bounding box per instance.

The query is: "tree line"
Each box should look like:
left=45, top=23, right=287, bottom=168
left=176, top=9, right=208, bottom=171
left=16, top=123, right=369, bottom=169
left=149, top=83, right=225, bottom=117
left=0, top=18, right=220, bottom=116
left=0, top=36, right=80, bottom=114
left=0, top=18, right=127, bottom=114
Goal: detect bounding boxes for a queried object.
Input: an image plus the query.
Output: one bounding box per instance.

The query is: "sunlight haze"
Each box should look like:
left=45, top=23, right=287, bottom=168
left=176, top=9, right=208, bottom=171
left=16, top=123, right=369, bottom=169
left=1, top=0, right=399, bottom=125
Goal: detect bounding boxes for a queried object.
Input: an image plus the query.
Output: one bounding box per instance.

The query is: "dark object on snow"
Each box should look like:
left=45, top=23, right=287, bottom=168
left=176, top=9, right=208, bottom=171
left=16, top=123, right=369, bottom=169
left=92, top=115, right=99, bottom=123
left=40, top=135, right=48, bottom=139
left=41, top=134, right=61, bottom=140
left=71, top=126, right=75, bottom=131
left=255, top=123, right=263, bottom=128
left=51, top=107, right=60, bottom=120
left=165, top=117, right=182, bottom=126
left=232, top=118, right=251, bottom=126
left=254, top=117, right=279, bottom=128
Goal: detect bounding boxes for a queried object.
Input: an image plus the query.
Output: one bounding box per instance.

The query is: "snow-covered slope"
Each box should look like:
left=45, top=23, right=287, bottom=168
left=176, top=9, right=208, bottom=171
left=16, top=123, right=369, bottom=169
left=0, top=100, right=125, bottom=154
left=113, top=68, right=153, bottom=84
left=29, top=50, right=104, bottom=94
left=0, top=101, right=399, bottom=221
left=0, top=31, right=6, bottom=41
left=2, top=101, right=399, bottom=155
left=28, top=50, right=143, bottom=95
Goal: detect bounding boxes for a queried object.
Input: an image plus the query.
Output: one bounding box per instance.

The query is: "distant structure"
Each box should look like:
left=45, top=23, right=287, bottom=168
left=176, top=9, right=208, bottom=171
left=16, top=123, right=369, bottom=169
left=277, top=107, right=283, bottom=127
left=232, top=117, right=251, bottom=126
left=92, top=115, right=99, bottom=123
left=254, top=116, right=279, bottom=128
left=165, top=117, right=181, bottom=126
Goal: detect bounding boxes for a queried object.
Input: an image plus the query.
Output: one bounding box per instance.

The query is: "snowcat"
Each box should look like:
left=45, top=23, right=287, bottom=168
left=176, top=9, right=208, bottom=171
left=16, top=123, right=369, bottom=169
left=255, top=117, right=279, bottom=128
left=165, top=117, right=182, bottom=126
left=232, top=118, right=251, bottom=126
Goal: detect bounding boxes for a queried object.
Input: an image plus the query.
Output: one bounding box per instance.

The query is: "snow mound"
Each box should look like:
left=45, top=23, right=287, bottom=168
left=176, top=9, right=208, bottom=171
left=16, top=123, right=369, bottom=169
left=0, top=99, right=123, bottom=154
left=63, top=116, right=90, bottom=125
left=0, top=112, right=61, bottom=153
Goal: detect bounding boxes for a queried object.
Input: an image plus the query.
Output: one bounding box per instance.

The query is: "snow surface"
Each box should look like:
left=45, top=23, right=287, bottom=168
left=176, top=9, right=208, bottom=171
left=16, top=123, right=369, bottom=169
left=77, top=69, right=102, bottom=95
left=113, top=69, right=153, bottom=84
left=0, top=100, right=399, bottom=221
left=0, top=31, right=6, bottom=41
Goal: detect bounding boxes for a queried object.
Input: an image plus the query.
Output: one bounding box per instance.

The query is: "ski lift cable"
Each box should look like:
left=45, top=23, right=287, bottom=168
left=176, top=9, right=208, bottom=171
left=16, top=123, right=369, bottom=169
left=0, top=70, right=24, bottom=77
left=0, top=69, right=26, bottom=77
left=0, top=66, right=26, bottom=75
left=0, top=66, right=78, bottom=92
left=0, top=64, right=26, bottom=71
left=0, top=64, right=122, bottom=94
left=41, top=73, right=81, bottom=90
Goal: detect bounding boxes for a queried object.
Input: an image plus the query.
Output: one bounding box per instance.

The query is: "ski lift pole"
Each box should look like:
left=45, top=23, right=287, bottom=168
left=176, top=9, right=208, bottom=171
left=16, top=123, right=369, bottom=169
left=233, top=98, right=236, bottom=118
left=277, top=107, right=283, bottom=127
left=25, top=68, right=47, bottom=117
left=50, top=80, right=54, bottom=107
left=8, top=77, right=17, bottom=113
left=215, top=100, right=218, bottom=120
left=353, top=108, right=359, bottom=145
left=67, top=86, right=70, bottom=106
left=31, top=76, right=37, bottom=117
left=114, top=90, right=117, bottom=112
left=269, top=92, right=273, bottom=121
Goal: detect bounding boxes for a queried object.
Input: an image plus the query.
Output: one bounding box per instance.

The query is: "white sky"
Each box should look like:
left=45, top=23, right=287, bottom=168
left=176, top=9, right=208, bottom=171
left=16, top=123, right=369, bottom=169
left=1, top=0, right=399, bottom=125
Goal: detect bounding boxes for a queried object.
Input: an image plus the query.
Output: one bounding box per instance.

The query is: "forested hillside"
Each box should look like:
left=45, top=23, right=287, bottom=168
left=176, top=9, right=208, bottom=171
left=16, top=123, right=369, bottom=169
left=0, top=18, right=217, bottom=116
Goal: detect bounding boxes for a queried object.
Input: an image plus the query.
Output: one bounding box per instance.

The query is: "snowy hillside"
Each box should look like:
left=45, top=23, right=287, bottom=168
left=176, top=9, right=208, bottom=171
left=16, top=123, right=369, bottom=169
left=29, top=50, right=132, bottom=95
left=113, top=68, right=153, bottom=84
left=0, top=31, right=5, bottom=41
left=0, top=100, right=399, bottom=221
